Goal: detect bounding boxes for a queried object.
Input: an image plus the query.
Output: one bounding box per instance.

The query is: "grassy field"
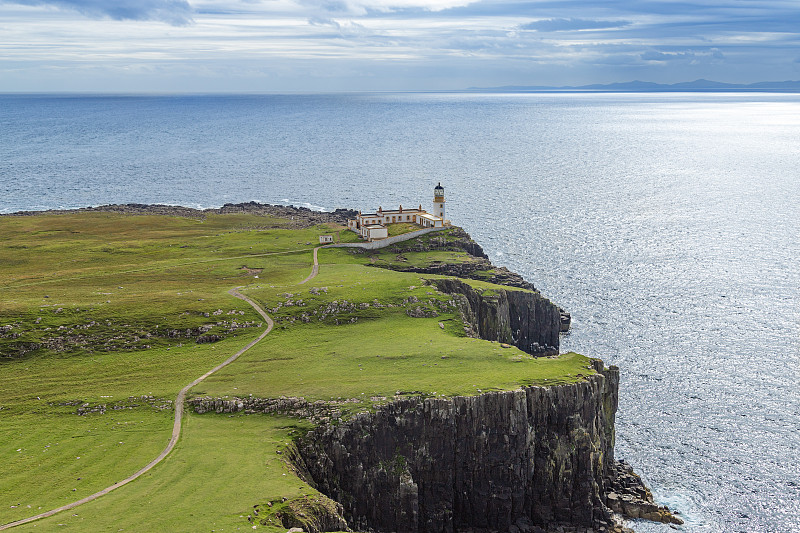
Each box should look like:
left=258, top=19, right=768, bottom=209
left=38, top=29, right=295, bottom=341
left=10, top=413, right=316, bottom=533
left=0, top=212, right=593, bottom=531
left=197, top=261, right=591, bottom=403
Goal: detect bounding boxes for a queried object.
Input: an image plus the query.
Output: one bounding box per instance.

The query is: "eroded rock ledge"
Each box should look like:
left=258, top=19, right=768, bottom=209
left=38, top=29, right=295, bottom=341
left=430, top=278, right=561, bottom=356
left=288, top=361, right=624, bottom=533
left=365, top=227, right=572, bottom=335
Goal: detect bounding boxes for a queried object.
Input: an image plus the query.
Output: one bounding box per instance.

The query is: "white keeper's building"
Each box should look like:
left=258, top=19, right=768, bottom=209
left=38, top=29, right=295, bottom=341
left=348, top=183, right=448, bottom=241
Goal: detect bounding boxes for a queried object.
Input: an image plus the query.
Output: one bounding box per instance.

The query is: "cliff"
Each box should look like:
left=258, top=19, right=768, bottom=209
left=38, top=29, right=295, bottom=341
left=430, top=278, right=561, bottom=356
left=290, top=360, right=621, bottom=533
left=178, top=222, right=677, bottom=532
left=364, top=227, right=572, bottom=334
left=190, top=374, right=681, bottom=532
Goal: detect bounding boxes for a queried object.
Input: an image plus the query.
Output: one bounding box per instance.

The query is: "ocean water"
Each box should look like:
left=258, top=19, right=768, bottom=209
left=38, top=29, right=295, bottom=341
left=1, top=92, right=798, bottom=532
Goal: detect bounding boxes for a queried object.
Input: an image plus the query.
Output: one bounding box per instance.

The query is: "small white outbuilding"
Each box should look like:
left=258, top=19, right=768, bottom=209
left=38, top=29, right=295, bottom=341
left=364, top=225, right=388, bottom=241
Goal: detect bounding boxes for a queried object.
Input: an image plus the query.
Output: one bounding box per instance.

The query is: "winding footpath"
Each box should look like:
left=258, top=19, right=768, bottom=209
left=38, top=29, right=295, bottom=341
left=299, top=246, right=321, bottom=285
left=1, top=248, right=321, bottom=530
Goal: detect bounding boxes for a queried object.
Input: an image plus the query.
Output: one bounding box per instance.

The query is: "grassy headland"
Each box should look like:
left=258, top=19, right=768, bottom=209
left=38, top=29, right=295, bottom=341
left=0, top=207, right=594, bottom=531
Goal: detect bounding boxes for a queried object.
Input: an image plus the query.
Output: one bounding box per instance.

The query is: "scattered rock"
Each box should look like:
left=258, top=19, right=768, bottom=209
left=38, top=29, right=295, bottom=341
left=406, top=306, right=438, bottom=318
left=196, top=334, right=223, bottom=344
left=4, top=203, right=357, bottom=228
left=606, top=460, right=683, bottom=525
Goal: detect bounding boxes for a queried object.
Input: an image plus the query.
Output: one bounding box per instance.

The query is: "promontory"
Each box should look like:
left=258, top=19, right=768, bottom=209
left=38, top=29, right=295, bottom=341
left=0, top=203, right=679, bottom=532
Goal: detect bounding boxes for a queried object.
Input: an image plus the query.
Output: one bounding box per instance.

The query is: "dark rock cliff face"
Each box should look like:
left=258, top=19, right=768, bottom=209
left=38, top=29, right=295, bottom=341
left=431, top=278, right=561, bottom=356
left=345, top=225, right=566, bottom=353
left=291, top=360, right=621, bottom=533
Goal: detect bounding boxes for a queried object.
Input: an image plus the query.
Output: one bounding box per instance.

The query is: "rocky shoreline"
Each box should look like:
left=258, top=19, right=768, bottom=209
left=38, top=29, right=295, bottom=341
left=2, top=201, right=358, bottom=228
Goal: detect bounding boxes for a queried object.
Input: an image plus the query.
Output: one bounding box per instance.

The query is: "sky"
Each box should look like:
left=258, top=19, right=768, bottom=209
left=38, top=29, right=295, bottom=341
left=1, top=0, right=799, bottom=92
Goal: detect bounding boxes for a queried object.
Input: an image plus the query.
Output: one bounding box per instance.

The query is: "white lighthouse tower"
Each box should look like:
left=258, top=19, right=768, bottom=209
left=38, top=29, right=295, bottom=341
left=433, top=182, right=445, bottom=220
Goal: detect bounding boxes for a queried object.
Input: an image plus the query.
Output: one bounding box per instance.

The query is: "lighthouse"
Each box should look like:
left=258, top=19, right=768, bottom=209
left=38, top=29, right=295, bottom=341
left=433, top=182, right=445, bottom=220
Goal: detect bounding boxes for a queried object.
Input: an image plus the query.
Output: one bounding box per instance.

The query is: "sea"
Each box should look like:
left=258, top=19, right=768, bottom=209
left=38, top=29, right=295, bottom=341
left=1, top=92, right=798, bottom=533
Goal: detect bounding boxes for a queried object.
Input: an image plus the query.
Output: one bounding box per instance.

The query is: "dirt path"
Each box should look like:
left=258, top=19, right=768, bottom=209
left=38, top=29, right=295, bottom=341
left=299, top=246, right=321, bottom=284
left=0, top=288, right=274, bottom=531
left=2, top=247, right=322, bottom=530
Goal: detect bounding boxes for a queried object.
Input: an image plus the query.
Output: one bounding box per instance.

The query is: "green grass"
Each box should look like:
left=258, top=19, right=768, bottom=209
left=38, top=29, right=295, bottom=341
left=0, top=408, right=172, bottom=525
left=385, top=222, right=420, bottom=237
left=369, top=249, right=476, bottom=270
left=10, top=413, right=315, bottom=532
left=351, top=226, right=508, bottom=284
left=0, top=211, right=590, bottom=530
left=0, top=212, right=331, bottom=529
left=0, top=213, right=328, bottom=361
left=0, top=335, right=260, bottom=408
left=198, top=262, right=591, bottom=403
left=199, top=316, right=593, bottom=402
left=457, top=277, right=532, bottom=294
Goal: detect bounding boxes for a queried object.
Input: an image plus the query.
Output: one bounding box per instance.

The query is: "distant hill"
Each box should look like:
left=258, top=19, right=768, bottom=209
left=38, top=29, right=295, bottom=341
left=466, top=79, right=800, bottom=92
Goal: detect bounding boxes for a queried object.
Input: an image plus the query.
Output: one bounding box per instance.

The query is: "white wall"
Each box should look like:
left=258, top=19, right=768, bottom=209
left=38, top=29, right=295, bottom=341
left=325, top=226, right=447, bottom=250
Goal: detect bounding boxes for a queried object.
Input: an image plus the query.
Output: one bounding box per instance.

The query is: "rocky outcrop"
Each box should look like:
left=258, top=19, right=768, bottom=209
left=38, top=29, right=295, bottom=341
left=559, top=309, right=572, bottom=332
left=430, top=278, right=561, bottom=356
left=292, top=360, right=623, bottom=533
left=249, top=495, right=350, bottom=532
left=386, top=226, right=490, bottom=261
left=188, top=395, right=347, bottom=425
left=605, top=460, right=683, bottom=525
left=371, top=227, right=544, bottom=293
left=373, top=255, right=543, bottom=293
left=3, top=202, right=358, bottom=227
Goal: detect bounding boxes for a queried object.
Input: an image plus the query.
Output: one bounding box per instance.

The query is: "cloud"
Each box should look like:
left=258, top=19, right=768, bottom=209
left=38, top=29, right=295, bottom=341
left=641, top=48, right=725, bottom=63
left=294, top=0, right=478, bottom=17
left=640, top=50, right=689, bottom=61
left=2, top=0, right=800, bottom=90
left=519, top=18, right=631, bottom=32
left=5, top=0, right=194, bottom=25
left=308, top=16, right=342, bottom=28
left=307, top=16, right=371, bottom=36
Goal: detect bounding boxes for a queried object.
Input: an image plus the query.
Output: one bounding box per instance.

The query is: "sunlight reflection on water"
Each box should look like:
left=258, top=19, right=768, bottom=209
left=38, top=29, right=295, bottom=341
left=2, top=92, right=798, bottom=532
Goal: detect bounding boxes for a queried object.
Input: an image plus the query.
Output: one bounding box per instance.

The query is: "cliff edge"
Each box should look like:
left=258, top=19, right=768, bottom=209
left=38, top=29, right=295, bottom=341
left=1, top=208, right=677, bottom=531
left=292, top=359, right=619, bottom=532
left=431, top=278, right=561, bottom=356
left=280, top=229, right=679, bottom=532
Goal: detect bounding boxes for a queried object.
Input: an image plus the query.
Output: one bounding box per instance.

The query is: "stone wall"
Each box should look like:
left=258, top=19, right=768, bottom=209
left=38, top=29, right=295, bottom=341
left=325, top=226, right=449, bottom=251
